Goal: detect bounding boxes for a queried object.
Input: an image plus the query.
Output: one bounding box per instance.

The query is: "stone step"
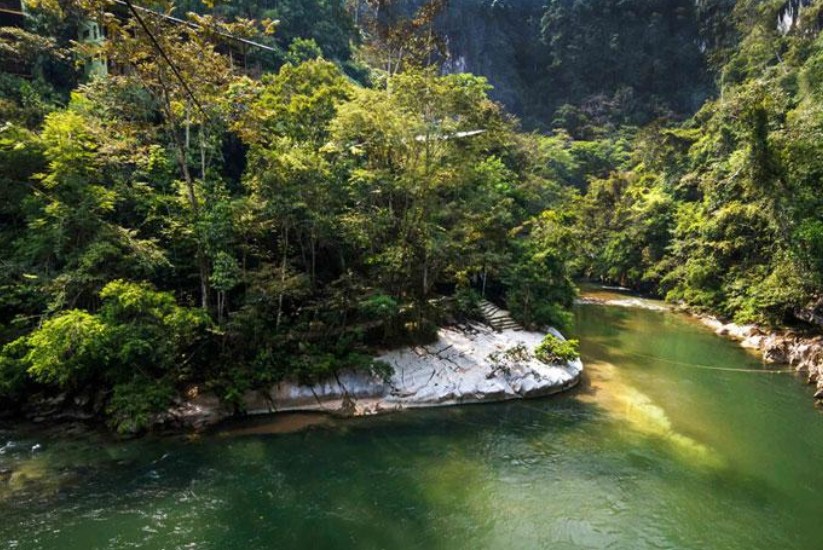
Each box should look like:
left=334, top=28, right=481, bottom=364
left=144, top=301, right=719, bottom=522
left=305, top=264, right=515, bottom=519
left=489, top=320, right=521, bottom=328
left=478, top=299, right=524, bottom=332
left=491, top=321, right=522, bottom=328
left=495, top=318, right=519, bottom=325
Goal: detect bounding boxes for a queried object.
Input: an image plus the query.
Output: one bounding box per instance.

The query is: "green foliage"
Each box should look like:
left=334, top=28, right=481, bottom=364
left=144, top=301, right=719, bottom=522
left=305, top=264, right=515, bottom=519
left=539, top=0, right=715, bottom=128
left=0, top=74, right=64, bottom=127
left=534, top=334, right=580, bottom=364
left=286, top=38, right=323, bottom=65
left=176, top=0, right=359, bottom=70
left=406, top=0, right=724, bottom=129
left=253, top=58, right=353, bottom=143
left=0, top=10, right=579, bottom=432
left=3, top=280, right=210, bottom=431
left=106, top=376, right=175, bottom=435
left=558, top=1, right=823, bottom=327
left=24, top=310, right=107, bottom=388
left=12, top=0, right=821, bottom=434
left=97, top=280, right=211, bottom=375
left=453, top=287, right=481, bottom=319
left=359, top=295, right=399, bottom=320
left=504, top=239, right=575, bottom=330
left=0, top=337, right=35, bottom=400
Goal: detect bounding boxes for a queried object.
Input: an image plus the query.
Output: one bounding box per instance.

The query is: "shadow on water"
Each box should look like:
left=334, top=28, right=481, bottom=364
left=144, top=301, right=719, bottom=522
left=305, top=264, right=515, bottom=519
left=198, top=399, right=604, bottom=549
left=0, top=397, right=602, bottom=549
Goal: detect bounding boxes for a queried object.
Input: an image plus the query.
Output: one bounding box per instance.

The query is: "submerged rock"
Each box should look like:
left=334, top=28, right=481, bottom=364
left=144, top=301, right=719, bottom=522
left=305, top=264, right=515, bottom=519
left=156, top=393, right=229, bottom=432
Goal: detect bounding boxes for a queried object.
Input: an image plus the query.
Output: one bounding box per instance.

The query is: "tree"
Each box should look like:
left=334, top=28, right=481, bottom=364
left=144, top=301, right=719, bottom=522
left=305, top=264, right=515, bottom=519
left=5, top=280, right=210, bottom=432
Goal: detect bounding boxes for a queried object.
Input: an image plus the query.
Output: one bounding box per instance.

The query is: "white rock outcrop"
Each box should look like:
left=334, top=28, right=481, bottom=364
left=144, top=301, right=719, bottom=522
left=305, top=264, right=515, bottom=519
left=163, top=321, right=583, bottom=430
left=241, top=323, right=582, bottom=417
left=696, top=315, right=823, bottom=399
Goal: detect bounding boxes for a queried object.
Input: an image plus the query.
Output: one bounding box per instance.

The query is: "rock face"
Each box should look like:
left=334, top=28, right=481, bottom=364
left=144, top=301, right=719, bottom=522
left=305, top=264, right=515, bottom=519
left=577, top=295, right=669, bottom=312
left=249, top=323, right=582, bottom=417
left=697, top=316, right=823, bottom=401
left=174, top=322, right=583, bottom=429
left=158, top=394, right=229, bottom=432
left=383, top=324, right=581, bottom=406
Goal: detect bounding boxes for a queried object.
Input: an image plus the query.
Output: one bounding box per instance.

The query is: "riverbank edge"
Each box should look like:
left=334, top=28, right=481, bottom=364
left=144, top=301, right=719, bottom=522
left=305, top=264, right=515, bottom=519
left=578, top=291, right=823, bottom=402
left=158, top=323, right=583, bottom=432
left=684, top=310, right=823, bottom=398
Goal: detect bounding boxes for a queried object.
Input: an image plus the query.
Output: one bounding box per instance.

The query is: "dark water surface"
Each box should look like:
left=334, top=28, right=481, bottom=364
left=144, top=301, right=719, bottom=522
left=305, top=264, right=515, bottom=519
left=2, top=295, right=823, bottom=549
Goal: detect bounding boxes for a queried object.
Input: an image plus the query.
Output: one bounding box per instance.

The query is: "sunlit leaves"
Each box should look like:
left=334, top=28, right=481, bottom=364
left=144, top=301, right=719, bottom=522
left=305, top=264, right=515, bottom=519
left=24, top=310, right=107, bottom=388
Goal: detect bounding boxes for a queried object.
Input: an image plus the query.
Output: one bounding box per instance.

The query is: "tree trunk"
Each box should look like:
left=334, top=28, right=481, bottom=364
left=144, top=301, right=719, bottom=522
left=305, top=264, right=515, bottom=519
left=276, top=224, right=290, bottom=330
left=172, top=133, right=209, bottom=311
left=422, top=249, right=428, bottom=297
left=311, top=232, right=317, bottom=289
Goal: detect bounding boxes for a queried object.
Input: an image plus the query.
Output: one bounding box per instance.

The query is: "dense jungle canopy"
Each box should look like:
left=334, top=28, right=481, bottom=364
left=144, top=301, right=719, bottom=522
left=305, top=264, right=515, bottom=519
left=1, top=0, right=822, bottom=432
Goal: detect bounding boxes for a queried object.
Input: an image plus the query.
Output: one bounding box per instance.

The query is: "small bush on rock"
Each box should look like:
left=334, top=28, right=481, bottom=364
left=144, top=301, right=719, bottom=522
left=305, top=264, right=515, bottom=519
left=534, top=334, right=579, bottom=364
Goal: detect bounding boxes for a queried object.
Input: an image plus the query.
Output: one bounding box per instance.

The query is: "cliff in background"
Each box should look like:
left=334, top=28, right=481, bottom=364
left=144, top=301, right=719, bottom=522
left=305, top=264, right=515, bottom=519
left=422, top=0, right=734, bottom=129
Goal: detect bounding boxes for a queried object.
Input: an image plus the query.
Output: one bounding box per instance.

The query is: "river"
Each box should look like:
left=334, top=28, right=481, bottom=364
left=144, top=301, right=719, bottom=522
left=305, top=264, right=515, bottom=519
left=2, top=291, right=823, bottom=549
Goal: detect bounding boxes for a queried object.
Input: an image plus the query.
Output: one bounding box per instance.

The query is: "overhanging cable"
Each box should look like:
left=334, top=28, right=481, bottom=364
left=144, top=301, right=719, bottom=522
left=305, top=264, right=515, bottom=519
left=585, top=340, right=797, bottom=374
left=122, top=0, right=208, bottom=119
left=112, top=0, right=279, bottom=54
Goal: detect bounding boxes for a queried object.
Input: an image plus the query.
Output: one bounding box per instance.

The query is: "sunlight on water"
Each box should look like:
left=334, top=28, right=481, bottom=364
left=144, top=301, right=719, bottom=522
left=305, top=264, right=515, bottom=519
left=578, top=359, right=722, bottom=468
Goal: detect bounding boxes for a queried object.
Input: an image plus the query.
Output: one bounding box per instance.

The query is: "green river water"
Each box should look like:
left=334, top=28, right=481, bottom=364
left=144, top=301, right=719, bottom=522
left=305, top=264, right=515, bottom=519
left=2, top=292, right=823, bottom=549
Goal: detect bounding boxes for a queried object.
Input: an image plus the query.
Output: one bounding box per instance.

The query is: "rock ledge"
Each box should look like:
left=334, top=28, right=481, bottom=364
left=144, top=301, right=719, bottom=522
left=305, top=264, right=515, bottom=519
left=167, top=323, right=583, bottom=430
left=696, top=315, right=823, bottom=400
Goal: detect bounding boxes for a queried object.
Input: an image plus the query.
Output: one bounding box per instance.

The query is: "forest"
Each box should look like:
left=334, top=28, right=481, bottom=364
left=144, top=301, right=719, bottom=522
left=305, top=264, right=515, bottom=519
left=1, top=0, right=822, bottom=433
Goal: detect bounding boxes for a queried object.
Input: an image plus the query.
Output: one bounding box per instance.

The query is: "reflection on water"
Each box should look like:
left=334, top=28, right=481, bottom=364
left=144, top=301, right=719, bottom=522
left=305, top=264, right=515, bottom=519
left=2, top=297, right=823, bottom=549
left=217, top=412, right=335, bottom=437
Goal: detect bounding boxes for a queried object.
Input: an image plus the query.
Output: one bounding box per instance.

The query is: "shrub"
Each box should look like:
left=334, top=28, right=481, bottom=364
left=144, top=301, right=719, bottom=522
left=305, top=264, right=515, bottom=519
left=534, top=334, right=579, bottom=364
left=106, top=376, right=175, bottom=435
left=4, top=280, right=211, bottom=431
left=359, top=294, right=398, bottom=320
left=454, top=287, right=482, bottom=319
left=487, top=343, right=531, bottom=376
left=0, top=337, right=29, bottom=401
left=24, top=310, right=108, bottom=388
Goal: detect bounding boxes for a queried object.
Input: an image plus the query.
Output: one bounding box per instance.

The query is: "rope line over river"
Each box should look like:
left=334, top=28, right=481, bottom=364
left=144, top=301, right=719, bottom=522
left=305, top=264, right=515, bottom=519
left=587, top=340, right=797, bottom=374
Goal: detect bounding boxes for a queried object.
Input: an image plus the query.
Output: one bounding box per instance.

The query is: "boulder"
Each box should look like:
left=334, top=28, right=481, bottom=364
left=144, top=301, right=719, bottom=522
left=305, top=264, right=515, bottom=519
left=763, top=339, right=789, bottom=364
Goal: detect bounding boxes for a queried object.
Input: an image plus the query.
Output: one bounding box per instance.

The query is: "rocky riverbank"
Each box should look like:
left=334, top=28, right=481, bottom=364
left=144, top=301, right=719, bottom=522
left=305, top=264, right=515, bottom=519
left=161, top=323, right=583, bottom=431
left=577, top=286, right=823, bottom=403
left=695, top=315, right=823, bottom=399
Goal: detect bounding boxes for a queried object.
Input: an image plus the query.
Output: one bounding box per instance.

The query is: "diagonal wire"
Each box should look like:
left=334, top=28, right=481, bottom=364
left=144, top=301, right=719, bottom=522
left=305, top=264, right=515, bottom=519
left=584, top=340, right=797, bottom=374
left=113, top=0, right=279, bottom=54
left=122, top=0, right=209, bottom=119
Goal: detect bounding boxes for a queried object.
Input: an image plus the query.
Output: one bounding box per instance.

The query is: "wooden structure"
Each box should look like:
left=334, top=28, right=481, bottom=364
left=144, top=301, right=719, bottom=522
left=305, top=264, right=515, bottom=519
left=77, top=19, right=108, bottom=78
left=0, top=0, right=24, bottom=27
left=0, top=0, right=30, bottom=77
